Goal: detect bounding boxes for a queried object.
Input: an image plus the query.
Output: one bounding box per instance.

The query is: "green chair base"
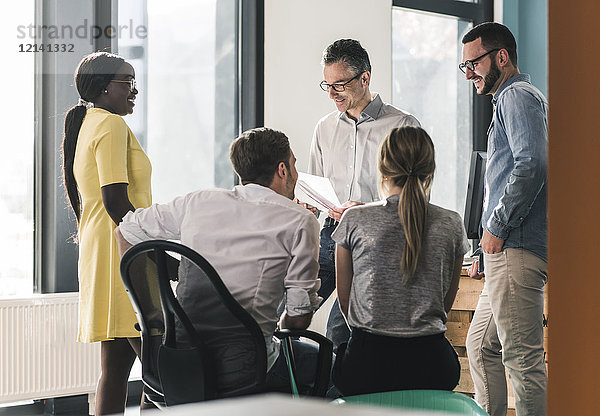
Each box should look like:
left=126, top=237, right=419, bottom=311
left=333, top=390, right=487, bottom=415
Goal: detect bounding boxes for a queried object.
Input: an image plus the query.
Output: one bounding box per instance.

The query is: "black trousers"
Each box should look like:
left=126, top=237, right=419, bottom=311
left=333, top=328, right=460, bottom=396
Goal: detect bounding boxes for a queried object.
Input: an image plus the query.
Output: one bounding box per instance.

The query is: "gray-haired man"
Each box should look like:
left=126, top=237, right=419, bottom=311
left=309, top=39, right=420, bottom=348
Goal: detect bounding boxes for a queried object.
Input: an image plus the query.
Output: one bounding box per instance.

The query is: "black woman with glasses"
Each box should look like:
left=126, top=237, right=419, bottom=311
left=308, top=39, right=421, bottom=352
left=62, top=52, right=153, bottom=415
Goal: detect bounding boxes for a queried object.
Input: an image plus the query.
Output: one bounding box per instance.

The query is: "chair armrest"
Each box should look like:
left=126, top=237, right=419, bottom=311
left=274, top=329, right=333, bottom=397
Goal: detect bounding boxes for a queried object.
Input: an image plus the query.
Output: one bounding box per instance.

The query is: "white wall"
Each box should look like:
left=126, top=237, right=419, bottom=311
left=264, top=0, right=393, bottom=172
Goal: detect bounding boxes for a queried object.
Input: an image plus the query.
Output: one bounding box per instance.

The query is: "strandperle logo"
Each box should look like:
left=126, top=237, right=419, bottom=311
left=17, top=19, right=147, bottom=45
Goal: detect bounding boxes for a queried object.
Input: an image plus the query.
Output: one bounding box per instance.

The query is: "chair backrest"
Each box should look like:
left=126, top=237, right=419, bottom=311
left=120, top=240, right=268, bottom=406
left=333, top=390, right=487, bottom=415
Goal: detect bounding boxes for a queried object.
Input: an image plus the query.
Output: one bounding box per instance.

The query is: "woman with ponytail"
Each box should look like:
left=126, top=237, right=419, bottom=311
left=331, top=126, right=468, bottom=396
left=63, top=52, right=152, bottom=414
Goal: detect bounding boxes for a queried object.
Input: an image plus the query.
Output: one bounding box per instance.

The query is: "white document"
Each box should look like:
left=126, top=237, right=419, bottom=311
left=295, top=172, right=341, bottom=212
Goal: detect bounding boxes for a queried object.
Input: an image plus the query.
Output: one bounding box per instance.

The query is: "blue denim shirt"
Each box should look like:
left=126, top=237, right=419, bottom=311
left=482, top=74, right=548, bottom=261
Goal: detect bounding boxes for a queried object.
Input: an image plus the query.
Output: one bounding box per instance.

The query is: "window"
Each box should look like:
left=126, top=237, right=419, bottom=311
left=392, top=0, right=493, bottom=216
left=0, top=1, right=248, bottom=296
left=0, top=2, right=35, bottom=296
left=392, top=8, right=472, bottom=214
left=118, top=0, right=237, bottom=203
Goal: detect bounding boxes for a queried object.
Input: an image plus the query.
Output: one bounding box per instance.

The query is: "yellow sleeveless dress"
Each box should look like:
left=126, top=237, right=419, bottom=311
left=74, top=108, right=152, bottom=343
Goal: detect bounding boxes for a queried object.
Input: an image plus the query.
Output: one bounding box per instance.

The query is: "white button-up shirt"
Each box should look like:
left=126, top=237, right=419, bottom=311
left=119, top=184, right=321, bottom=368
left=309, top=94, right=420, bottom=204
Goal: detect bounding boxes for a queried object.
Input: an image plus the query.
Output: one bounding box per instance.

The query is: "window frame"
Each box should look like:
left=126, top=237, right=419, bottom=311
left=35, top=0, right=101, bottom=293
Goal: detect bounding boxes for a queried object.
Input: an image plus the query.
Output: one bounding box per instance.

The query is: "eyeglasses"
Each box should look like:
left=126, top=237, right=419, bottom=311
left=458, top=49, right=500, bottom=74
left=110, top=78, right=137, bottom=92
left=320, top=73, right=361, bottom=92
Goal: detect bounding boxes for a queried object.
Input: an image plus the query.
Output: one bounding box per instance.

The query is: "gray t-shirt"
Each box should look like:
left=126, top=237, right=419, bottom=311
left=332, top=196, right=469, bottom=337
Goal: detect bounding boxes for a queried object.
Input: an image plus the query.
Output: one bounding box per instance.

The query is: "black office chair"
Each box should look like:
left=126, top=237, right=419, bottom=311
left=120, top=239, right=332, bottom=407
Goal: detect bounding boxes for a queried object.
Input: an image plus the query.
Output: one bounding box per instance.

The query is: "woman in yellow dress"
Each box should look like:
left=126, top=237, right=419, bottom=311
left=62, top=52, right=152, bottom=415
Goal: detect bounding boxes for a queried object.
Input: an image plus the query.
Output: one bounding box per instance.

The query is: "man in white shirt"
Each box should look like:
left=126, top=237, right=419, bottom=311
left=309, top=39, right=420, bottom=348
left=115, top=127, right=323, bottom=392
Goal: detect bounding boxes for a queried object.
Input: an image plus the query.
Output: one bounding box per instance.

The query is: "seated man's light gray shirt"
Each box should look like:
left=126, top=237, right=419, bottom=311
left=309, top=94, right=420, bottom=204
left=119, top=184, right=321, bottom=368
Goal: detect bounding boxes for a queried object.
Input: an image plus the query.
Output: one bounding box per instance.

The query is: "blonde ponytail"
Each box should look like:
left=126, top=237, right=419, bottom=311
left=378, top=127, right=435, bottom=280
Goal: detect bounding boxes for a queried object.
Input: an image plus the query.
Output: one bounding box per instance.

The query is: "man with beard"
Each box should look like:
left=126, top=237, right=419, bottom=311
left=461, top=23, right=548, bottom=416
left=115, top=128, right=325, bottom=393
left=309, top=39, right=420, bottom=349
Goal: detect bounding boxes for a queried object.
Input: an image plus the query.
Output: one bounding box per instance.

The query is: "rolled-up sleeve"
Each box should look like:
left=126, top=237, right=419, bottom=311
left=285, top=214, right=322, bottom=316
left=119, top=194, right=189, bottom=245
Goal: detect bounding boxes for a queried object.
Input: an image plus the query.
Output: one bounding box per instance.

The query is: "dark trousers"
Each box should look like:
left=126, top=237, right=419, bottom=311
left=333, top=328, right=460, bottom=396
left=265, top=339, right=320, bottom=392
left=317, top=224, right=350, bottom=351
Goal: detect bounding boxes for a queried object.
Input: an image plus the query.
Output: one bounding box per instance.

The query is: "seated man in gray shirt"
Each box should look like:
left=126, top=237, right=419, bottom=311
left=115, top=127, right=323, bottom=393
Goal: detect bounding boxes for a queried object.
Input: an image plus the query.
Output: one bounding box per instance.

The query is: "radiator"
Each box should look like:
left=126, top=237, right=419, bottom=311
left=0, top=293, right=100, bottom=404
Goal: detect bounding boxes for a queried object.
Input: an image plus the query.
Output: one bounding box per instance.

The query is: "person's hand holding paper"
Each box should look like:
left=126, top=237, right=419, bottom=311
left=295, top=172, right=363, bottom=219
left=327, top=201, right=363, bottom=221
left=293, top=198, right=319, bottom=216
left=295, top=172, right=341, bottom=213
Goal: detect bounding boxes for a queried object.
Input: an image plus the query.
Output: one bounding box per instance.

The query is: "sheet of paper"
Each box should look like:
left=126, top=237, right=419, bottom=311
left=295, top=172, right=341, bottom=212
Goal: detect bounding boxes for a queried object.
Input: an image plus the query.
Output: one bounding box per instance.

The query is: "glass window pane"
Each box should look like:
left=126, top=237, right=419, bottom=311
left=392, top=8, right=472, bottom=215
left=119, top=0, right=237, bottom=204
left=0, top=3, right=35, bottom=296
